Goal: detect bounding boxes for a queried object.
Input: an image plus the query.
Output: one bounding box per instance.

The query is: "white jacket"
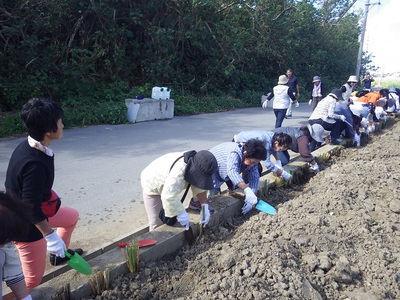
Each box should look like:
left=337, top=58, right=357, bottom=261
left=272, top=85, right=292, bottom=109
left=141, top=152, right=204, bottom=217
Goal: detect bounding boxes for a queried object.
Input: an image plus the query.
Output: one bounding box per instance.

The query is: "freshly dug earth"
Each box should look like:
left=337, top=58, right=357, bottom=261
left=88, top=122, right=400, bottom=300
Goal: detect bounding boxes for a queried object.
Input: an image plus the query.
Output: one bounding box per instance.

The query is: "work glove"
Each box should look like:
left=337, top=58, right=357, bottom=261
left=199, top=204, right=211, bottom=227
left=339, top=115, right=346, bottom=122
left=241, top=202, right=253, bottom=215
left=294, top=101, right=299, bottom=108
left=308, top=99, right=312, bottom=105
left=262, top=100, right=268, bottom=109
left=360, top=118, right=369, bottom=128
left=353, top=133, right=361, bottom=147
left=309, top=163, right=320, bottom=172
left=275, top=159, right=282, bottom=169
left=44, top=231, right=66, bottom=258
left=177, top=210, right=190, bottom=230
left=281, top=170, right=292, bottom=181
left=244, top=187, right=257, bottom=206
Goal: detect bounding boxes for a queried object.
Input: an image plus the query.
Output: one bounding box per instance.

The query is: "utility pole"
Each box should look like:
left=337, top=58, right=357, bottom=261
left=355, top=0, right=381, bottom=80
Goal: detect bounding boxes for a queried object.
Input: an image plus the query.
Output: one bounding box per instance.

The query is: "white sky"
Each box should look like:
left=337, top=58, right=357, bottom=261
left=353, top=0, right=400, bottom=74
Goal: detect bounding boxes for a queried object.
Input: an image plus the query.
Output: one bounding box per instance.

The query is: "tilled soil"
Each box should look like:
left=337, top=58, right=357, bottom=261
left=87, top=121, right=400, bottom=300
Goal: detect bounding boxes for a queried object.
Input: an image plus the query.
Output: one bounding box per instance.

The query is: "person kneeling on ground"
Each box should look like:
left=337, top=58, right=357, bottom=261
left=233, top=131, right=295, bottom=177
left=208, top=139, right=267, bottom=215
left=272, top=125, right=324, bottom=172
left=334, top=102, right=370, bottom=147
left=309, top=89, right=346, bottom=145
left=141, top=150, right=218, bottom=231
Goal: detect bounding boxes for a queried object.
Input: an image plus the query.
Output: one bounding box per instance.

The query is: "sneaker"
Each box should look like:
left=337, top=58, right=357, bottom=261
left=50, top=248, right=83, bottom=266
left=189, top=198, right=215, bottom=214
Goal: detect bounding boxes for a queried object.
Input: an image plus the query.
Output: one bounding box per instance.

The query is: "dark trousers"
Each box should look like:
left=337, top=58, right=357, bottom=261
left=309, top=119, right=341, bottom=141
left=273, top=109, right=287, bottom=128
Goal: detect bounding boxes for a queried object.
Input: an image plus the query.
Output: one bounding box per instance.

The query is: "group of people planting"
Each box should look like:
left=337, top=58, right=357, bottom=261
left=1, top=73, right=398, bottom=299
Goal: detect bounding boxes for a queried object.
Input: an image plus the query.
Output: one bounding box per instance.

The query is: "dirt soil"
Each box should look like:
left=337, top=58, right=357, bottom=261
left=85, top=122, right=400, bottom=300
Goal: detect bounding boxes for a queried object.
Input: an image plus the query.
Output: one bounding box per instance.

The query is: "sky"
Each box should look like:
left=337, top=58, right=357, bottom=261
left=352, top=0, right=400, bottom=74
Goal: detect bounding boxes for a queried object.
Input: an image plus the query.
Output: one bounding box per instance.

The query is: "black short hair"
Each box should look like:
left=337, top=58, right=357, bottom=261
left=243, top=139, right=267, bottom=160
left=20, top=98, right=64, bottom=141
left=272, top=132, right=292, bottom=149
left=0, top=191, right=32, bottom=244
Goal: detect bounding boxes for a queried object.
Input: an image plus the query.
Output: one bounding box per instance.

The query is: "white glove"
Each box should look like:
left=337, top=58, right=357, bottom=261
left=353, top=133, right=361, bottom=147
left=244, top=187, right=257, bottom=206
left=199, top=204, right=210, bottom=227
left=275, top=159, right=282, bottom=169
left=294, top=101, right=299, bottom=108
left=177, top=210, right=190, bottom=230
left=339, top=115, right=346, bottom=122
left=241, top=202, right=253, bottom=215
left=281, top=170, right=292, bottom=181
left=310, top=163, right=319, bottom=172
left=360, top=119, right=368, bottom=128
left=262, top=100, right=268, bottom=109
left=44, top=231, right=66, bottom=257
left=308, top=99, right=312, bottom=105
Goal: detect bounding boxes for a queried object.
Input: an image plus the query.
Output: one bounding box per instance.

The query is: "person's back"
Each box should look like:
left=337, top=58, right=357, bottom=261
left=356, top=91, right=380, bottom=104
left=234, top=130, right=274, bottom=150
left=272, top=84, right=291, bottom=109
left=309, top=94, right=337, bottom=123
left=272, top=126, right=304, bottom=153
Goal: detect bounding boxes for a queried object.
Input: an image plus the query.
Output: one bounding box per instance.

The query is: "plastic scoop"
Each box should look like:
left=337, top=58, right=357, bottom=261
left=65, top=249, right=92, bottom=275
left=138, top=239, right=157, bottom=248
left=255, top=199, right=276, bottom=215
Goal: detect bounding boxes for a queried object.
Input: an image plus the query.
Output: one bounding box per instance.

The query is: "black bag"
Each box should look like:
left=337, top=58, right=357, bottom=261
left=159, top=208, right=178, bottom=226
left=158, top=151, right=196, bottom=226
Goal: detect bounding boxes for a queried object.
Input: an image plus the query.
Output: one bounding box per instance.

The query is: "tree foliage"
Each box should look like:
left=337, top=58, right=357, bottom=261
left=0, top=0, right=361, bottom=112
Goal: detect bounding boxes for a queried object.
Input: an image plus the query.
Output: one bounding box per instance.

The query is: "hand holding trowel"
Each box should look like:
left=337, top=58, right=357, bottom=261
left=64, top=249, right=92, bottom=275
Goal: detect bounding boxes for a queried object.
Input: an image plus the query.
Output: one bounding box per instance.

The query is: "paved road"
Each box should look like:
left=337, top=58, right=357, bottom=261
left=0, top=103, right=312, bottom=251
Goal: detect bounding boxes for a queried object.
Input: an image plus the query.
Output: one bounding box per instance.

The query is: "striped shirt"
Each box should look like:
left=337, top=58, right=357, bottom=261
left=234, top=130, right=279, bottom=173
left=209, top=142, right=259, bottom=193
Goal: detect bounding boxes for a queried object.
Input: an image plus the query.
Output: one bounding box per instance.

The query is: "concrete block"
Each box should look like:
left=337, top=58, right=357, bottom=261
left=125, top=98, right=174, bottom=123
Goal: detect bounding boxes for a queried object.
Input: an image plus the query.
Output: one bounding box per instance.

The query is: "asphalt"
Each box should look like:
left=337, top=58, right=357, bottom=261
left=0, top=102, right=313, bottom=253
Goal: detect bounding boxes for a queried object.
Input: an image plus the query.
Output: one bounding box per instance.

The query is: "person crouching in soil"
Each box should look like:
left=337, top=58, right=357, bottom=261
left=233, top=131, right=293, bottom=179
left=141, top=150, right=218, bottom=231
left=208, top=139, right=267, bottom=215
left=272, top=125, right=324, bottom=172
left=309, top=89, right=346, bottom=145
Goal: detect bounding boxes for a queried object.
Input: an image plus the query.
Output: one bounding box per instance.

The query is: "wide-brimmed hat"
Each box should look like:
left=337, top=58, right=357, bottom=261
left=307, top=123, right=325, bottom=143
left=312, top=76, right=321, bottom=83
left=347, top=75, right=358, bottom=83
left=278, top=75, right=289, bottom=85
left=389, top=87, right=396, bottom=93
left=330, top=89, right=344, bottom=101
left=184, top=150, right=217, bottom=190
